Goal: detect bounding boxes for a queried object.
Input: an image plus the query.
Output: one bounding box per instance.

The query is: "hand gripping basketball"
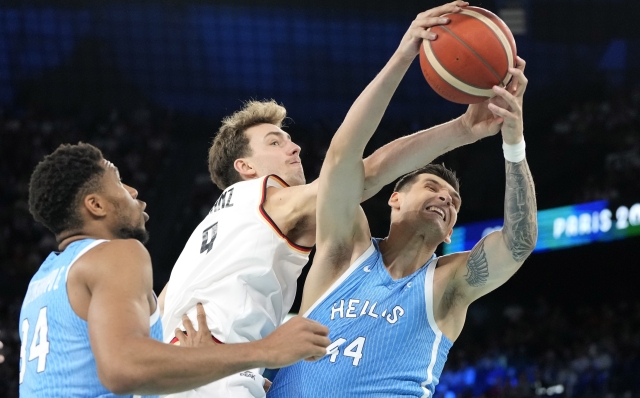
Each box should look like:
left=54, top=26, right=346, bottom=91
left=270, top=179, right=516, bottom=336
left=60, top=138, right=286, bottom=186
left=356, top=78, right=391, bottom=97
left=396, top=1, right=469, bottom=61
left=488, top=56, right=527, bottom=145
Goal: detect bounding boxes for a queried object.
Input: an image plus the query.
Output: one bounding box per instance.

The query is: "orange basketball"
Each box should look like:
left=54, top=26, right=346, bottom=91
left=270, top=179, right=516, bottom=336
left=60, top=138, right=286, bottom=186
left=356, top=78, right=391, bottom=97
left=419, top=6, right=517, bottom=104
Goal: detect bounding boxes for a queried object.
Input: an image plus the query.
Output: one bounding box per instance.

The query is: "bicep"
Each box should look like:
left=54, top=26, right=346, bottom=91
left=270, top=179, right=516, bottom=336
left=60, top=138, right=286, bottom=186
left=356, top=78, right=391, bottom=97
left=85, top=242, right=154, bottom=370
left=316, top=151, right=366, bottom=249
left=455, top=230, right=523, bottom=302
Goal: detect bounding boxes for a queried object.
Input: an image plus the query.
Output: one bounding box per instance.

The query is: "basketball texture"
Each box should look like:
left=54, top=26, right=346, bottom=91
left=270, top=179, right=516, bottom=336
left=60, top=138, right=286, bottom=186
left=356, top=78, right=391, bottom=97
left=419, top=6, right=517, bottom=104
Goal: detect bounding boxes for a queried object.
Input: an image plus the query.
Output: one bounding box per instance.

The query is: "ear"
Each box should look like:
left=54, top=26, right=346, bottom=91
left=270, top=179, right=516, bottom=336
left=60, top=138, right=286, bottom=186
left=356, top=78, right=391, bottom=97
left=388, top=191, right=402, bottom=210
left=82, top=193, right=108, bottom=219
left=234, top=158, right=258, bottom=180
left=443, top=228, right=453, bottom=244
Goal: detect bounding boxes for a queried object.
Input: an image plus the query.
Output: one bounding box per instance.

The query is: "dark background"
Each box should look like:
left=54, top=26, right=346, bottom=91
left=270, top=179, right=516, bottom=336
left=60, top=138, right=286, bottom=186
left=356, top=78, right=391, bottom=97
left=1, top=0, right=639, bottom=396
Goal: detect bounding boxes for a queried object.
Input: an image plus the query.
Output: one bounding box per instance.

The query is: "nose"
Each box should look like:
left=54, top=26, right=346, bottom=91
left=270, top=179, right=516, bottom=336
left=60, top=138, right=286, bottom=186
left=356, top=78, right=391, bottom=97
left=287, top=141, right=301, bottom=156
left=124, top=184, right=139, bottom=199
left=438, top=192, right=452, bottom=207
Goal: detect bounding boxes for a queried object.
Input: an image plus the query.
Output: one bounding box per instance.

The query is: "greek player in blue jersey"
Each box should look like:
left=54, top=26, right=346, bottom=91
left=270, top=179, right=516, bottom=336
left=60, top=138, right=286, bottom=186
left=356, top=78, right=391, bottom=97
left=20, top=143, right=330, bottom=397
left=268, top=2, right=538, bottom=396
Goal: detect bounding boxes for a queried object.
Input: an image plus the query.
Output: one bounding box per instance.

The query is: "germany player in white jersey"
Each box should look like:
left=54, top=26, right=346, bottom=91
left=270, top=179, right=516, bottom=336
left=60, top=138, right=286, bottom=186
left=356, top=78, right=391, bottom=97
left=160, top=2, right=512, bottom=396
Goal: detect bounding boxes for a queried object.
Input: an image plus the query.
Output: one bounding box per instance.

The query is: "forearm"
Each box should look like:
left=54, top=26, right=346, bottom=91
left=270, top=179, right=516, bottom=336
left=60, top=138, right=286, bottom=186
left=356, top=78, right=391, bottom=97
left=362, top=117, right=476, bottom=199
left=502, top=158, right=538, bottom=262
left=109, top=338, right=266, bottom=395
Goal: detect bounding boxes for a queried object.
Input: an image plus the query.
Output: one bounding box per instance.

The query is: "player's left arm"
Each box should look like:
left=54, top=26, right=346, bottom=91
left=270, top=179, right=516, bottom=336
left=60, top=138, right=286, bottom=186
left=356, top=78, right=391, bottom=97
left=452, top=57, right=538, bottom=303
left=361, top=102, right=504, bottom=201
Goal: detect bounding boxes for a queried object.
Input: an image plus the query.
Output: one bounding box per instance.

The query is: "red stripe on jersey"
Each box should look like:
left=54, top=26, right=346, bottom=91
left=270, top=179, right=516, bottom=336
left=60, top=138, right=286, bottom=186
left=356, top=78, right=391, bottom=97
left=259, top=175, right=313, bottom=253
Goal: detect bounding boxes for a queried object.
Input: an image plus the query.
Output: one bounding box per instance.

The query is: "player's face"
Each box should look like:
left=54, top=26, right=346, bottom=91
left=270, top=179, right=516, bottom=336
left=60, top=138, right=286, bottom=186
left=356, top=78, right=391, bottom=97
left=243, top=123, right=306, bottom=186
left=392, top=174, right=461, bottom=243
left=100, top=159, right=149, bottom=243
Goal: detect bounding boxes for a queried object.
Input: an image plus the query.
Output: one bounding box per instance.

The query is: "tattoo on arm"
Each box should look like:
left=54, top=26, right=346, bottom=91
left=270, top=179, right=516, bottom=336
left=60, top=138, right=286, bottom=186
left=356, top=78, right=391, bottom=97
left=503, top=159, right=538, bottom=262
left=465, top=238, right=489, bottom=287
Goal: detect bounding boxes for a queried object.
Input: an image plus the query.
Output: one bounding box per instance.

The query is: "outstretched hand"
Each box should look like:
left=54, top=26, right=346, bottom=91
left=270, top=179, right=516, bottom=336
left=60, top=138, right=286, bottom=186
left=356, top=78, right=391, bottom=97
left=489, top=56, right=527, bottom=144
left=460, top=56, right=528, bottom=143
left=395, top=1, right=468, bottom=61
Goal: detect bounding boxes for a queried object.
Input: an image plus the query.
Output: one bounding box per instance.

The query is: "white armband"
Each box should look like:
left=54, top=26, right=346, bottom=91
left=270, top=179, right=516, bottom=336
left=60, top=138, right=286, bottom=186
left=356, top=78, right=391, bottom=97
left=502, top=139, right=526, bottom=163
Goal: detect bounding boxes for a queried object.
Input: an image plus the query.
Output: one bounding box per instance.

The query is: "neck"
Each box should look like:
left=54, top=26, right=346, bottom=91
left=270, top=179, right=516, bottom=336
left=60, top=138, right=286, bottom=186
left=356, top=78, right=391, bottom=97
left=379, top=223, right=439, bottom=280
left=57, top=225, right=115, bottom=251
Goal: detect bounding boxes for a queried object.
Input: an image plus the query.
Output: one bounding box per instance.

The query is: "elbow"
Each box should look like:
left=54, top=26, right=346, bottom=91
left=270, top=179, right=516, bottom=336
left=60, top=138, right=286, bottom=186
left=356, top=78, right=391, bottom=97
left=98, top=362, right=144, bottom=395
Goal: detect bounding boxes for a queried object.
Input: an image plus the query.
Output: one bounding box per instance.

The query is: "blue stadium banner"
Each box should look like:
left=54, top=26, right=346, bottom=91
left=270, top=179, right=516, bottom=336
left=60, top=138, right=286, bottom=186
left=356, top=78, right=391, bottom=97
left=443, top=200, right=640, bottom=254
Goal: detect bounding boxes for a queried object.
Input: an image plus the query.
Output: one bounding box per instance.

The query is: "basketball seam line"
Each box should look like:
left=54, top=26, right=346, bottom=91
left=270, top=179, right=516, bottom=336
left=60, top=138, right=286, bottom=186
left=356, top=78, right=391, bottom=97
left=459, top=9, right=513, bottom=84
left=439, top=25, right=504, bottom=87
left=427, top=39, right=487, bottom=94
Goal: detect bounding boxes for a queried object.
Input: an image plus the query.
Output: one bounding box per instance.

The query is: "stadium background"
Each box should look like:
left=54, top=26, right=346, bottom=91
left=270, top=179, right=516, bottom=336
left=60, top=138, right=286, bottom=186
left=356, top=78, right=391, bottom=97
left=1, top=0, right=639, bottom=396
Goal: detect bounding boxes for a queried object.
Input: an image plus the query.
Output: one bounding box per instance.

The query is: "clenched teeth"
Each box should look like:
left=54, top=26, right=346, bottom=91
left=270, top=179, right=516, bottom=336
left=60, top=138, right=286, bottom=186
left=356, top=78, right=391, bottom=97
left=426, top=206, right=445, bottom=221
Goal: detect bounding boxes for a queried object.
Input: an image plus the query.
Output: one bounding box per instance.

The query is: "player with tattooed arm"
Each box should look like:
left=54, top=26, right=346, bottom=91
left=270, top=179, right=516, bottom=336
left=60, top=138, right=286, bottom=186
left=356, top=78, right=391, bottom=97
left=268, top=10, right=538, bottom=396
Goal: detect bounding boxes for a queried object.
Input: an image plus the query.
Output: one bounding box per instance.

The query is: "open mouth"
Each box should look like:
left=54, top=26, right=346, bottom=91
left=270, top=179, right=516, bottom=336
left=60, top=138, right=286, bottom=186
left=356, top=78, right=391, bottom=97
left=425, top=206, right=446, bottom=221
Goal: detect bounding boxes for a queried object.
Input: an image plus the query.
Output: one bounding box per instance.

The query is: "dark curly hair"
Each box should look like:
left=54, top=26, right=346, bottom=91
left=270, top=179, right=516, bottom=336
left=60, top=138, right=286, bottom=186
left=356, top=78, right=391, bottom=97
left=29, top=143, right=105, bottom=235
left=394, top=163, right=460, bottom=195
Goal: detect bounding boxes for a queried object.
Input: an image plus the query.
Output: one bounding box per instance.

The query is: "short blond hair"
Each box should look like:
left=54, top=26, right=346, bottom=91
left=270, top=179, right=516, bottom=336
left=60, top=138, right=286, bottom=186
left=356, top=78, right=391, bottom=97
left=208, top=100, right=287, bottom=189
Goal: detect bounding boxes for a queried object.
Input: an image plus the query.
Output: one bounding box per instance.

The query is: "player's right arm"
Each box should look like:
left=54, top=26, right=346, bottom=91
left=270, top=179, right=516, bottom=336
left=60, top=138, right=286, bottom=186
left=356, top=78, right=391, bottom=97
left=301, top=4, right=468, bottom=311
left=81, top=239, right=329, bottom=395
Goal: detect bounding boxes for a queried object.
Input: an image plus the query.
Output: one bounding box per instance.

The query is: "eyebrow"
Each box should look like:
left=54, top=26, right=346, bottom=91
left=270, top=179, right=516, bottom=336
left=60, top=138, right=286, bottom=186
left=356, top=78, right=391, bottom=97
left=425, top=178, right=461, bottom=202
left=264, top=131, right=291, bottom=141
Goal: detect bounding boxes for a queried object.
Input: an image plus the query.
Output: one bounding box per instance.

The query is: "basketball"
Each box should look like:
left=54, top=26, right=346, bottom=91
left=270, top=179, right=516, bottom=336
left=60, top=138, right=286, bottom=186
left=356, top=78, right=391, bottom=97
left=419, top=6, right=517, bottom=104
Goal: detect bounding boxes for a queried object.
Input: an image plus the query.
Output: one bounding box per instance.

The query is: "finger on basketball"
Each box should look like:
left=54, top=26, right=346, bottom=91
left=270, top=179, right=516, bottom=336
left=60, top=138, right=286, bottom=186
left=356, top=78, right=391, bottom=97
left=508, top=68, right=528, bottom=96
left=488, top=102, right=516, bottom=119
left=414, top=17, right=450, bottom=29
left=492, top=86, right=519, bottom=111
left=182, top=313, right=196, bottom=336
left=414, top=29, right=437, bottom=41
left=196, top=303, right=208, bottom=332
left=424, top=1, right=467, bottom=18
left=515, top=56, right=526, bottom=71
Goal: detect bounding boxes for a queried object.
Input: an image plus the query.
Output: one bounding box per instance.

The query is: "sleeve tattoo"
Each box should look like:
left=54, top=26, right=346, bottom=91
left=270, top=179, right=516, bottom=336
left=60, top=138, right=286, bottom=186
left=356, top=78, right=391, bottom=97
left=465, top=238, right=490, bottom=287
left=503, top=159, right=538, bottom=262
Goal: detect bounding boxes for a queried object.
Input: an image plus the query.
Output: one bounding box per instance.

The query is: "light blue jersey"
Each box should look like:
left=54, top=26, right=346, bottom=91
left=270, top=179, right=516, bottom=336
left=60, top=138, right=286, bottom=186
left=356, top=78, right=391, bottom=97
left=269, top=238, right=452, bottom=398
left=19, top=238, right=163, bottom=397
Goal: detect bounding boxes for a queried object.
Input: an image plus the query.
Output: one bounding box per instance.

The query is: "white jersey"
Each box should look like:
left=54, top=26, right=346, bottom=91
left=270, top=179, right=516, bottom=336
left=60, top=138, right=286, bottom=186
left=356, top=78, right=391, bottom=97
left=162, top=175, right=311, bottom=345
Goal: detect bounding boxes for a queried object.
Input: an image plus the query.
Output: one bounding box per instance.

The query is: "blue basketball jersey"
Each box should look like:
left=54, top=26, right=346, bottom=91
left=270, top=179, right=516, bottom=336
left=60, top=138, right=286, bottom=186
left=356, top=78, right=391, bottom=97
left=268, top=238, right=452, bottom=398
left=18, top=238, right=163, bottom=398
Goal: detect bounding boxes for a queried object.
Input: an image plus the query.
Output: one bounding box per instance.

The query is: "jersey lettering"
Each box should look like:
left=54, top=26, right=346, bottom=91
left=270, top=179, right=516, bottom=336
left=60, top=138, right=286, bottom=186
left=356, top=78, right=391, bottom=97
left=330, top=298, right=405, bottom=324
left=212, top=187, right=235, bottom=213
left=20, top=307, right=50, bottom=383
left=200, top=223, right=218, bottom=254
left=327, top=336, right=366, bottom=366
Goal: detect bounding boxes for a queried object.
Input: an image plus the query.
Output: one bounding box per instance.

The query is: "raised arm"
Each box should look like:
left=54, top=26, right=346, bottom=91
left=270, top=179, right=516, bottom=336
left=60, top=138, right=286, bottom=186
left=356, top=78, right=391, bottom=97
left=301, top=2, right=469, bottom=311
left=82, top=240, right=329, bottom=395
left=449, top=57, right=538, bottom=304
left=361, top=100, right=504, bottom=201
left=317, top=2, right=471, bottom=251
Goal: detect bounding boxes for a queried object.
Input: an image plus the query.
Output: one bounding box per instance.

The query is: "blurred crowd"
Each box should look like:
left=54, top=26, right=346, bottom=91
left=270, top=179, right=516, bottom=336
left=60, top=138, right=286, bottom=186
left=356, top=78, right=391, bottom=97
left=550, top=87, right=640, bottom=203
left=1, top=84, right=640, bottom=397
left=436, top=300, right=640, bottom=398
left=0, top=105, right=171, bottom=397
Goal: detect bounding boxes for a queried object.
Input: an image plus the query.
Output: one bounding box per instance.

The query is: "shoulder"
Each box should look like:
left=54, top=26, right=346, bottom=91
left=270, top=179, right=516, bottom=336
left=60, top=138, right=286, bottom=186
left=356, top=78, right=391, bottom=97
left=88, top=239, right=150, bottom=261
left=75, top=239, right=152, bottom=283
left=266, top=179, right=318, bottom=203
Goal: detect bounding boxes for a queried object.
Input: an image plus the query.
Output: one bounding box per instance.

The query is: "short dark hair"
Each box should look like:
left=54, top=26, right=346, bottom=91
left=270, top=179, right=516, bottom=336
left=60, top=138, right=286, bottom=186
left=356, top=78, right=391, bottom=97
left=29, top=143, right=105, bottom=235
left=208, top=100, right=287, bottom=189
left=394, top=163, right=460, bottom=194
